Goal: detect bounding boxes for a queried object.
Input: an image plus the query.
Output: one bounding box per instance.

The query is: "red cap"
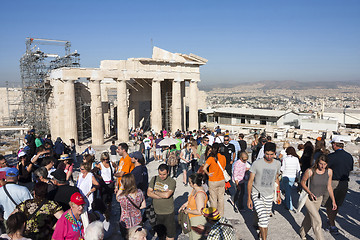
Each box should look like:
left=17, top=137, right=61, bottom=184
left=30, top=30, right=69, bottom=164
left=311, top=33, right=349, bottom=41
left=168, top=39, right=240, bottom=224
left=70, top=192, right=86, bottom=205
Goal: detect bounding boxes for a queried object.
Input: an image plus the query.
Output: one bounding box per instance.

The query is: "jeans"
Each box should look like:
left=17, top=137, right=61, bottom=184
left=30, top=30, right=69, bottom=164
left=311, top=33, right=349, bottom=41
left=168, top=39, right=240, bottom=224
left=234, top=181, right=246, bottom=209
left=168, top=166, right=177, bottom=178
left=144, top=149, right=150, bottom=163
left=282, top=176, right=296, bottom=210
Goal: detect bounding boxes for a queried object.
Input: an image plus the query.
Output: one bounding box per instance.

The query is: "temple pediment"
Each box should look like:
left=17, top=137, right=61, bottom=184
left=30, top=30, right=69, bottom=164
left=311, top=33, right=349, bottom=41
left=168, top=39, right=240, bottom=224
left=151, top=47, right=208, bottom=65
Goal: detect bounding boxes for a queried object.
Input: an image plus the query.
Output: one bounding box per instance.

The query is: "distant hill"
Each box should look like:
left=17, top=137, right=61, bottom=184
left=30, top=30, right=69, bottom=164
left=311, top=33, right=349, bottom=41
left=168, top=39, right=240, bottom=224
left=199, top=80, right=360, bottom=91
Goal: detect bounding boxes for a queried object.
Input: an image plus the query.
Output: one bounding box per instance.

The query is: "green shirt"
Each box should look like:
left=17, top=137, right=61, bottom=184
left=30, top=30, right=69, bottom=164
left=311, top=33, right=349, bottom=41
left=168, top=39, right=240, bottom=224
left=149, top=175, right=176, bottom=215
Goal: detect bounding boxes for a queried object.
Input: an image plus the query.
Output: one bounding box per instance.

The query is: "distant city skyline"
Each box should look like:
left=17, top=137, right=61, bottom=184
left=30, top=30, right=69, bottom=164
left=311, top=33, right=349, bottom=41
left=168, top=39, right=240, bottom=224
left=0, top=0, right=359, bottom=86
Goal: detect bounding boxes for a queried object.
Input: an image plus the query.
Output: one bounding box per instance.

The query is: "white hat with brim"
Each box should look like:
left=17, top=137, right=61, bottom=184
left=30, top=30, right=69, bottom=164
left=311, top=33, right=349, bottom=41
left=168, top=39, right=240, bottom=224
left=331, top=135, right=346, bottom=144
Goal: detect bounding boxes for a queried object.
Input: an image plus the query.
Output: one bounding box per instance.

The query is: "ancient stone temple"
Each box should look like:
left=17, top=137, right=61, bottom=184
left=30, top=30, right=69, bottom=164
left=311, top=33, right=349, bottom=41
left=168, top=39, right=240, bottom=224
left=48, top=47, right=207, bottom=144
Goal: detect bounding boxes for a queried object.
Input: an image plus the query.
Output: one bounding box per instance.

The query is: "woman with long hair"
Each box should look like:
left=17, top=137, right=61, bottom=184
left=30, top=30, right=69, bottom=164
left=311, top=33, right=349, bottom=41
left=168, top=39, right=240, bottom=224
left=202, top=143, right=226, bottom=216
left=300, top=141, right=314, bottom=174
left=251, top=133, right=259, bottom=163
left=313, top=139, right=328, bottom=165
left=280, top=146, right=300, bottom=211
left=116, top=173, right=146, bottom=239
left=179, top=173, right=208, bottom=240
left=299, top=154, right=337, bottom=240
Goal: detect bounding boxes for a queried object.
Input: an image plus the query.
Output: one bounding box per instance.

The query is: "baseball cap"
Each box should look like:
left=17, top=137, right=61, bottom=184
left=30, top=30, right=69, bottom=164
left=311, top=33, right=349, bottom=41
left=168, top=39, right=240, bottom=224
left=6, top=168, right=19, bottom=177
left=202, top=207, right=220, bottom=220
left=51, top=169, right=67, bottom=182
left=70, top=192, right=86, bottom=205
left=129, top=151, right=143, bottom=160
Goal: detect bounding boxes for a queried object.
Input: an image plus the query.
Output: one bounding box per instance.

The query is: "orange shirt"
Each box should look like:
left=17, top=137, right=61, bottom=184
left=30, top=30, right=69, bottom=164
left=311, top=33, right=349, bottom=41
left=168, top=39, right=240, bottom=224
left=188, top=190, right=208, bottom=219
left=117, top=154, right=135, bottom=187
left=205, top=153, right=226, bottom=182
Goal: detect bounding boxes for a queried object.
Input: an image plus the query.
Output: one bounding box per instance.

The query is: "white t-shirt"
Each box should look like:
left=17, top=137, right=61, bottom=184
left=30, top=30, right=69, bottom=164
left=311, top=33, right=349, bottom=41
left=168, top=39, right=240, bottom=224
left=208, top=135, right=215, bottom=146
left=215, top=136, right=224, bottom=144
left=280, top=155, right=300, bottom=178
left=143, top=138, right=151, bottom=149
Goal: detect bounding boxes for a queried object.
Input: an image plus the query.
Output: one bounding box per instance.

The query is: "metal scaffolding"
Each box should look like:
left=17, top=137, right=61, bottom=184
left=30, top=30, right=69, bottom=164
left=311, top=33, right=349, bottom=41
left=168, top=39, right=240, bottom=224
left=19, top=38, right=80, bottom=132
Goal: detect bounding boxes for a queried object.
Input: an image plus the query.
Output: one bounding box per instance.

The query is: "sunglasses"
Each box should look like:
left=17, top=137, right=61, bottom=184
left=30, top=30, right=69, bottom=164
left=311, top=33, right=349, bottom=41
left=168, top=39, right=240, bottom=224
left=80, top=168, right=85, bottom=171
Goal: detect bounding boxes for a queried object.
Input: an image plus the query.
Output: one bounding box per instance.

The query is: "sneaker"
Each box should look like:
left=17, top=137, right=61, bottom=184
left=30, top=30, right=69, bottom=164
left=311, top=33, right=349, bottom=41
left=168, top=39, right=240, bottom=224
left=184, top=183, right=188, bottom=187
left=328, top=226, right=339, bottom=235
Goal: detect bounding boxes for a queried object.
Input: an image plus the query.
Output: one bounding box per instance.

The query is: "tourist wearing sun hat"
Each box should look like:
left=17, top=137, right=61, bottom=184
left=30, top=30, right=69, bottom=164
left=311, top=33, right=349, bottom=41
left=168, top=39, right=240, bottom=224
left=58, top=154, right=75, bottom=182
left=52, top=192, right=86, bottom=240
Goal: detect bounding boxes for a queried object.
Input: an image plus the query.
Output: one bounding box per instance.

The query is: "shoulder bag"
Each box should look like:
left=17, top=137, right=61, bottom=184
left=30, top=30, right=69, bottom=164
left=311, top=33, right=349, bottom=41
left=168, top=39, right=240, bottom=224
left=178, top=210, right=191, bottom=234
left=297, top=171, right=311, bottom=213
left=216, top=159, right=231, bottom=182
left=144, top=176, right=157, bottom=227
left=3, top=185, right=18, bottom=206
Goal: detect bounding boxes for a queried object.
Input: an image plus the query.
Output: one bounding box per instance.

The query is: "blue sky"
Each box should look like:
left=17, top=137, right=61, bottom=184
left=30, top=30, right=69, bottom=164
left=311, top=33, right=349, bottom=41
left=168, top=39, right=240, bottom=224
left=0, top=0, right=359, bottom=87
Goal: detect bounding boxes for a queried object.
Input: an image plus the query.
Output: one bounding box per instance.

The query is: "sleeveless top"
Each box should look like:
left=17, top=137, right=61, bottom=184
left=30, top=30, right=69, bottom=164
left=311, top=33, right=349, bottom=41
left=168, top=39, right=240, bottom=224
left=309, top=169, right=328, bottom=197
left=100, top=162, right=112, bottom=183
left=188, top=189, right=208, bottom=219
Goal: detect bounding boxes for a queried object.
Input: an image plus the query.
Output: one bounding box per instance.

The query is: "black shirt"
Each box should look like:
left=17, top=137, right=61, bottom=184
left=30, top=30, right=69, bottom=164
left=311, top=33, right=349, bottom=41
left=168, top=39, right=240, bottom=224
left=110, top=145, right=117, bottom=155
left=48, top=184, right=80, bottom=211
left=328, top=149, right=353, bottom=181
left=238, top=140, right=247, bottom=152
left=131, top=165, right=149, bottom=194
left=219, top=143, right=235, bottom=175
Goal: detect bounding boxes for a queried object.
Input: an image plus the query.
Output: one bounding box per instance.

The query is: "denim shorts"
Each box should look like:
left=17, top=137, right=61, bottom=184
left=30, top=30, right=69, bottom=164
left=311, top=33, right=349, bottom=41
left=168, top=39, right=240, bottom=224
left=179, top=162, right=189, bottom=172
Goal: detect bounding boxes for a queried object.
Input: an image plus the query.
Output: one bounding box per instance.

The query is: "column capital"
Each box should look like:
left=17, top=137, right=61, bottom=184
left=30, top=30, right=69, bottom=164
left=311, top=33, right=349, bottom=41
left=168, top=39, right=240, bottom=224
left=62, top=78, right=76, bottom=82
left=90, top=70, right=103, bottom=81
left=152, top=78, right=163, bottom=82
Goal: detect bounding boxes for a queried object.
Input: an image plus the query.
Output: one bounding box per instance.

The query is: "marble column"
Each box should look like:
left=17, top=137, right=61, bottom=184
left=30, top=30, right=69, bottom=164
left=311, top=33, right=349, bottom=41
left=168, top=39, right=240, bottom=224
left=89, top=79, right=104, bottom=145
left=63, top=79, right=78, bottom=144
left=172, top=79, right=182, bottom=133
left=189, top=80, right=198, bottom=131
left=117, top=79, right=129, bottom=142
left=50, top=80, right=61, bottom=139
left=151, top=79, right=162, bottom=134
left=101, top=85, right=111, bottom=138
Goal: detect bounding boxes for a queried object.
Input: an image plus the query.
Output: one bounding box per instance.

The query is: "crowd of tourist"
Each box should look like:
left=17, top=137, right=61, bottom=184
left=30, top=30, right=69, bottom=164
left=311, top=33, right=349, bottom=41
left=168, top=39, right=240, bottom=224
left=0, top=127, right=354, bottom=240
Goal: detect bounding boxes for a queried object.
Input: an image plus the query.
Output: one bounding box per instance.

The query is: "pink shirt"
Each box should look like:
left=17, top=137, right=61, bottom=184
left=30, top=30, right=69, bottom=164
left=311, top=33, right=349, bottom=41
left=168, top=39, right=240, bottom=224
left=232, top=160, right=247, bottom=183
left=52, top=210, right=84, bottom=240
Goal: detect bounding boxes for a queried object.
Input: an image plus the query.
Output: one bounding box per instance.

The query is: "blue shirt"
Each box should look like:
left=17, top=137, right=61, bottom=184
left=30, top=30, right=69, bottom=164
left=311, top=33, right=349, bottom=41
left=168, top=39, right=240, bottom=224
left=0, top=183, right=33, bottom=219
left=230, top=140, right=241, bottom=161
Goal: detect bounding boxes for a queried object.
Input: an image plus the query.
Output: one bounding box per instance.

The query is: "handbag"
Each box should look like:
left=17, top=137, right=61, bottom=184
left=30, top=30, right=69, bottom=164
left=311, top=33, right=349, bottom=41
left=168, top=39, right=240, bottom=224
left=297, top=171, right=311, bottom=213
left=144, top=204, right=156, bottom=227
left=178, top=210, right=191, bottom=234
left=216, top=158, right=231, bottom=182
left=144, top=176, right=157, bottom=227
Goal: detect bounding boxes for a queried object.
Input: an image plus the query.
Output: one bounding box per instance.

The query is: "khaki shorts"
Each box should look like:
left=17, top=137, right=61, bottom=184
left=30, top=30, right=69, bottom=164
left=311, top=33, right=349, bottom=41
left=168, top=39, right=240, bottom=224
left=324, top=180, right=348, bottom=207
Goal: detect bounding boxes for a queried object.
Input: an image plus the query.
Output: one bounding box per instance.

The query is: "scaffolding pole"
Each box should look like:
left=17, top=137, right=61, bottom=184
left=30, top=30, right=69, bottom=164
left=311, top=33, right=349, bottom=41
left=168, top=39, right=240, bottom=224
left=19, top=37, right=80, bottom=132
